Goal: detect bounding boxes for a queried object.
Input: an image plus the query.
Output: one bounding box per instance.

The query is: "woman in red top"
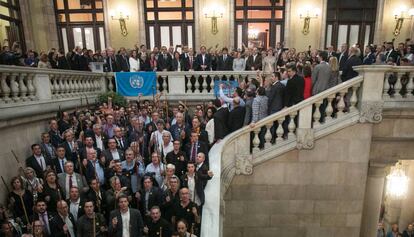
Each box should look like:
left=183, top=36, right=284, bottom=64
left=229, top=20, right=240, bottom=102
left=303, top=64, right=312, bottom=99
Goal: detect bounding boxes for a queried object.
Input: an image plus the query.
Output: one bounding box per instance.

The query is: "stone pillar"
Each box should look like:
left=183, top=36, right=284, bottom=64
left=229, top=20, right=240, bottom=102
left=373, top=0, right=385, bottom=44
left=319, top=0, right=328, bottom=49
left=283, top=0, right=291, bottom=47
left=397, top=160, right=414, bottom=230
left=360, top=162, right=387, bottom=237
left=167, top=74, right=186, bottom=95
left=33, top=74, right=52, bottom=100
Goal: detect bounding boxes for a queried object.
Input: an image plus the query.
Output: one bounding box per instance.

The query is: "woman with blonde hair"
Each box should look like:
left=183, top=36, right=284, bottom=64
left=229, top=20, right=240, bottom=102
left=328, top=56, right=341, bottom=88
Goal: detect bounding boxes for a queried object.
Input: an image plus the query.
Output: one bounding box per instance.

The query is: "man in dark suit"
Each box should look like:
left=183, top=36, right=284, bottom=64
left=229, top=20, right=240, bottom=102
left=66, top=187, right=85, bottom=222
left=185, top=131, right=209, bottom=164
left=40, top=132, right=56, bottom=160
left=385, top=41, right=400, bottom=64
left=337, top=43, right=349, bottom=71
left=32, top=200, right=55, bottom=236
left=61, top=129, right=81, bottom=163
left=184, top=117, right=209, bottom=145
left=284, top=63, right=305, bottom=108
left=144, top=206, right=173, bottom=237
left=109, top=195, right=144, bottom=237
left=217, top=47, right=233, bottom=71
left=213, top=99, right=229, bottom=141
left=195, top=153, right=213, bottom=190
left=113, top=127, right=129, bottom=151
left=246, top=47, right=262, bottom=71
left=53, top=146, right=70, bottom=174
left=86, top=123, right=108, bottom=151
left=182, top=49, right=197, bottom=71
left=195, top=46, right=211, bottom=71
left=78, top=136, right=102, bottom=161
left=115, top=47, right=130, bottom=72
left=267, top=72, right=285, bottom=114
left=85, top=178, right=107, bottom=216
left=157, top=46, right=172, bottom=71
left=102, top=138, right=125, bottom=166
left=181, top=162, right=211, bottom=206
left=104, top=47, right=120, bottom=72
left=363, top=45, right=376, bottom=65
left=137, top=176, right=163, bottom=217
left=49, top=119, right=63, bottom=148
left=50, top=200, right=76, bottom=237
left=341, top=47, right=363, bottom=82
left=26, top=144, right=53, bottom=179
left=227, top=97, right=246, bottom=133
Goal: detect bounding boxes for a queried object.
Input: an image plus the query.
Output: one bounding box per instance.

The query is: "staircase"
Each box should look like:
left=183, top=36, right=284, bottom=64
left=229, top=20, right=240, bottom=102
left=201, top=65, right=414, bottom=237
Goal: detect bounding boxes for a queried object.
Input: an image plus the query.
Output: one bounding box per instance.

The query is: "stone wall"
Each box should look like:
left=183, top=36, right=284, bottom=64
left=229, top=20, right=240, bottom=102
left=223, top=123, right=373, bottom=237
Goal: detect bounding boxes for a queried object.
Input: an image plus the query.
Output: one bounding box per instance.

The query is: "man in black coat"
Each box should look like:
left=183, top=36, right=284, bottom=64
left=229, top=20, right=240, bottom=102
left=115, top=47, right=130, bottom=72
left=109, top=195, right=144, bottom=237
left=385, top=41, right=400, bottom=63
left=337, top=43, right=349, bottom=71
left=245, top=47, right=262, bottom=71
left=284, top=63, right=305, bottom=108
left=50, top=200, right=76, bottom=237
left=157, top=46, right=172, bottom=71
left=227, top=97, right=246, bottom=133
left=217, top=47, right=233, bottom=71
left=341, top=47, right=363, bottom=82
left=104, top=47, right=120, bottom=72
left=267, top=72, right=285, bottom=114
left=213, top=99, right=229, bottom=141
left=195, top=46, right=211, bottom=71
left=138, top=176, right=163, bottom=217
left=26, top=144, right=53, bottom=179
left=185, top=131, right=209, bottom=164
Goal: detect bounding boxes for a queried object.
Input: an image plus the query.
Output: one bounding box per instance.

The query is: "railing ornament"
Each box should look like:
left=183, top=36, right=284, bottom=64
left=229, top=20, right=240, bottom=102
left=235, top=155, right=253, bottom=175
left=359, top=101, right=384, bottom=123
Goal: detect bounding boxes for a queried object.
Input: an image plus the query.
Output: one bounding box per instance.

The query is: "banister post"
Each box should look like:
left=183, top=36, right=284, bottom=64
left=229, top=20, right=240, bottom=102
left=296, top=105, right=314, bottom=149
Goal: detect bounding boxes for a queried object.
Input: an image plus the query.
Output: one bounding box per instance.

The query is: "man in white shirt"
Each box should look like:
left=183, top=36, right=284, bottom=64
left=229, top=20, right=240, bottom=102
left=109, top=195, right=144, bottom=237
left=26, top=144, right=52, bottom=179
left=50, top=200, right=76, bottom=237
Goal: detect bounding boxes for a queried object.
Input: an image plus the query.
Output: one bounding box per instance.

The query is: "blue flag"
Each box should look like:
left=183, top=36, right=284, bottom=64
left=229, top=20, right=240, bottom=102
left=115, top=72, right=157, bottom=96
left=214, top=80, right=239, bottom=97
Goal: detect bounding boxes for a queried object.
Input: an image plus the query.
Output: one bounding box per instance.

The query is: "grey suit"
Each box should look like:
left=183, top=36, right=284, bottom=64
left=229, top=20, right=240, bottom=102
left=243, top=97, right=254, bottom=126
left=109, top=208, right=143, bottom=237
left=312, top=62, right=332, bottom=95
left=57, top=172, right=89, bottom=198
left=102, top=149, right=125, bottom=166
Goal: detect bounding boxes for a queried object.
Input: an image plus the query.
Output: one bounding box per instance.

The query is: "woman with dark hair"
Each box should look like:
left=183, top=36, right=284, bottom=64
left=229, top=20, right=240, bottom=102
left=303, top=64, right=312, bottom=99
left=38, top=170, right=64, bottom=213
left=172, top=51, right=183, bottom=71
left=129, top=49, right=140, bottom=72
left=7, top=176, right=33, bottom=225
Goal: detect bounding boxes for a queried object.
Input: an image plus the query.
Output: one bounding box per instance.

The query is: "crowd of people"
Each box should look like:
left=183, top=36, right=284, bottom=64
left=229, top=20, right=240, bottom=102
left=0, top=38, right=413, bottom=237
left=377, top=222, right=414, bottom=237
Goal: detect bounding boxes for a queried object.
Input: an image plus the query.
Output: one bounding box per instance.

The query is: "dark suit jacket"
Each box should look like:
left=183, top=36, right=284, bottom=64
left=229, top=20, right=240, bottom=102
left=213, top=107, right=230, bottom=140
left=196, top=162, right=212, bottom=190
left=85, top=189, right=107, bottom=215
left=40, top=142, right=55, bottom=160
left=67, top=198, right=85, bottom=220
left=50, top=212, right=77, bottom=237
left=49, top=129, right=63, bottom=148
left=385, top=49, right=399, bottom=63
left=114, top=137, right=129, bottom=151
left=195, top=54, right=211, bottom=71
left=341, top=55, right=362, bottom=82
left=61, top=140, right=82, bottom=163
left=139, top=187, right=164, bottom=215
left=337, top=51, right=349, bottom=71
left=25, top=155, right=53, bottom=179
left=140, top=58, right=152, bottom=71
left=363, top=53, right=376, bottom=65
left=171, top=58, right=185, bottom=71
left=115, top=54, right=130, bottom=72
left=184, top=141, right=209, bottom=164
left=102, top=149, right=125, bottom=166
left=109, top=208, right=143, bottom=237
left=217, top=55, right=234, bottom=71
left=267, top=81, right=286, bottom=114
left=246, top=54, right=262, bottom=70
left=104, top=56, right=120, bottom=72
left=181, top=172, right=209, bottom=205
left=284, top=74, right=305, bottom=107
left=157, top=53, right=172, bottom=71
left=227, top=106, right=246, bottom=133
left=53, top=158, right=67, bottom=174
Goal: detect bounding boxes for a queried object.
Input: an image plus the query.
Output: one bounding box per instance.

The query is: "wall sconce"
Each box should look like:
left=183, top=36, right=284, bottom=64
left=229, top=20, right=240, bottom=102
left=393, top=6, right=414, bottom=36
left=299, top=6, right=320, bottom=35
left=203, top=4, right=224, bottom=35
left=110, top=7, right=130, bottom=37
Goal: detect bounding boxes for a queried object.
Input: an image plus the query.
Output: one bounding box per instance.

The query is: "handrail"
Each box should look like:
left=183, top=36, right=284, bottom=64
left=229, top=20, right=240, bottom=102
left=0, top=65, right=104, bottom=76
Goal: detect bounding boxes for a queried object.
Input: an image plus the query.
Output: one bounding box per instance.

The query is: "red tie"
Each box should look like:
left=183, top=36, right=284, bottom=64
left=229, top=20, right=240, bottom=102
left=69, top=175, right=73, bottom=189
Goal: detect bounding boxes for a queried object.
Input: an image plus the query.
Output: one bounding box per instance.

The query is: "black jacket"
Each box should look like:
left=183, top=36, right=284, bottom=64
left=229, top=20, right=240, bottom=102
left=284, top=74, right=305, bottom=107
left=217, top=55, right=234, bottom=71
left=227, top=106, right=246, bottom=133
left=214, top=107, right=230, bottom=140
left=341, top=55, right=362, bottom=82
left=267, top=81, right=285, bottom=114
left=50, top=213, right=77, bottom=237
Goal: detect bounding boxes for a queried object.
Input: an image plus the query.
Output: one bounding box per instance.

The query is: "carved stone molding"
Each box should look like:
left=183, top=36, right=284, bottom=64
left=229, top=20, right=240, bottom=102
left=359, top=101, right=384, bottom=123
left=296, top=128, right=314, bottom=150
left=235, top=155, right=253, bottom=175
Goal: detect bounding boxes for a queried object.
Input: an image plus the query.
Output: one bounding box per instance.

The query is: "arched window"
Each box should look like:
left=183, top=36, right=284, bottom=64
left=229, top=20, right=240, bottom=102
left=54, top=0, right=105, bottom=52
left=144, top=0, right=194, bottom=49
left=235, top=0, right=285, bottom=49
left=0, top=0, right=25, bottom=51
left=325, top=0, right=377, bottom=50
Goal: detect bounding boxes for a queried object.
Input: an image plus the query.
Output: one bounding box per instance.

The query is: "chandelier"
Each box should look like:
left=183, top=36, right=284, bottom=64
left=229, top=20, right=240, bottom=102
left=248, top=28, right=259, bottom=40
left=386, top=161, right=409, bottom=199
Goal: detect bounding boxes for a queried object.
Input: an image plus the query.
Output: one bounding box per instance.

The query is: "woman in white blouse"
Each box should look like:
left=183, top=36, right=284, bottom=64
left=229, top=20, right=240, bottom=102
left=232, top=51, right=246, bottom=71
left=129, top=50, right=140, bottom=72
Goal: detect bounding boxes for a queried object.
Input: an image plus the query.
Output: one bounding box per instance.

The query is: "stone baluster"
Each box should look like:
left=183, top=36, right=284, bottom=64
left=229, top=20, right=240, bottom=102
left=195, top=76, right=200, bottom=93
left=336, top=90, right=347, bottom=117
left=94, top=76, right=100, bottom=92
left=0, top=73, right=11, bottom=103
left=18, top=73, right=28, bottom=101
left=383, top=72, right=391, bottom=98
left=91, top=76, right=97, bottom=92
left=394, top=72, right=404, bottom=98
left=162, top=76, right=168, bottom=92
left=76, top=76, right=82, bottom=95
left=49, top=74, right=56, bottom=98
left=68, top=76, right=74, bottom=96
left=407, top=72, right=414, bottom=97
left=264, top=124, right=272, bottom=148
left=107, top=75, right=114, bottom=92
left=10, top=73, right=20, bottom=102
left=350, top=83, right=360, bottom=112
left=288, top=112, right=297, bottom=139
left=80, top=76, right=87, bottom=94
left=57, top=74, right=64, bottom=98
left=59, top=75, right=67, bottom=98
left=84, top=76, right=91, bottom=92
left=26, top=73, right=36, bottom=101
left=325, top=94, right=335, bottom=122
left=73, top=76, right=79, bottom=96
left=313, top=100, right=322, bottom=127
left=199, top=75, right=205, bottom=94
left=155, top=76, right=160, bottom=93
left=276, top=118, right=284, bottom=142
left=252, top=129, right=261, bottom=153
left=186, top=75, right=191, bottom=93
left=65, top=75, right=72, bottom=96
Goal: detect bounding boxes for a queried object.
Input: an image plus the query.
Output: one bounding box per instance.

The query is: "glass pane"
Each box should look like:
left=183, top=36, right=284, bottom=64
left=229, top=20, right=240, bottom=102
left=61, top=28, right=69, bottom=53
left=185, top=11, right=193, bottom=20
left=70, top=13, right=93, bottom=22
left=68, top=0, right=92, bottom=9
left=236, top=0, right=244, bottom=6
left=160, top=26, right=170, bottom=47
left=349, top=25, right=359, bottom=46
left=237, top=24, right=243, bottom=49
left=247, top=22, right=269, bottom=49
left=96, top=13, right=104, bottom=21
left=0, top=5, right=10, bottom=16
left=157, top=0, right=181, bottom=8
left=99, top=27, right=105, bottom=50
left=275, top=24, right=281, bottom=46
left=149, top=26, right=155, bottom=50
left=56, top=0, right=65, bottom=9
left=58, top=14, right=66, bottom=22
left=274, top=10, right=283, bottom=19
left=275, top=0, right=284, bottom=6
left=95, top=0, right=103, bottom=9
left=247, top=0, right=271, bottom=6
left=187, top=25, right=193, bottom=48
left=364, top=25, right=371, bottom=48
left=73, top=27, right=84, bottom=48
left=147, top=12, right=155, bottom=21
left=186, top=0, right=193, bottom=7
left=172, top=26, right=182, bottom=47
left=146, top=0, right=154, bottom=8
left=326, top=24, right=332, bottom=48
left=247, top=10, right=271, bottom=19
left=84, top=27, right=95, bottom=51
left=158, top=11, right=182, bottom=20
left=337, top=25, right=348, bottom=50
left=236, top=10, right=244, bottom=19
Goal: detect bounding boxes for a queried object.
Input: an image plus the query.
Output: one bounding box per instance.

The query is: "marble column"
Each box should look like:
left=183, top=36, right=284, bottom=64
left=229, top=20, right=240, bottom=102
left=360, top=161, right=387, bottom=237
left=397, top=160, right=414, bottom=231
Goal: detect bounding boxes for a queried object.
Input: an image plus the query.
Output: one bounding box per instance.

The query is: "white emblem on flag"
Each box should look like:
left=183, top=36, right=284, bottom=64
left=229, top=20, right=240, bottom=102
left=129, top=75, right=144, bottom=89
